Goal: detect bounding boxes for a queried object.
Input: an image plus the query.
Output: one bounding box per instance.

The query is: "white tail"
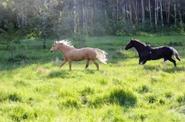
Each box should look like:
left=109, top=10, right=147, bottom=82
left=95, top=48, right=108, bottom=64
left=170, top=47, right=181, bottom=61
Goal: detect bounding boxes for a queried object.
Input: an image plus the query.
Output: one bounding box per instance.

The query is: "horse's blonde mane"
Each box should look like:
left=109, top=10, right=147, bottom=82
left=55, top=40, right=74, bottom=47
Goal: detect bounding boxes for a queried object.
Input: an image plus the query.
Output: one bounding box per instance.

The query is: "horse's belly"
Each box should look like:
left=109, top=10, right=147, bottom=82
left=67, top=49, right=96, bottom=61
left=69, top=56, right=84, bottom=61
left=151, top=53, right=163, bottom=60
left=68, top=54, right=88, bottom=61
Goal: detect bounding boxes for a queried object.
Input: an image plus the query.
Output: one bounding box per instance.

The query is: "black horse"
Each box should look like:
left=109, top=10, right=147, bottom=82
left=125, top=39, right=181, bottom=67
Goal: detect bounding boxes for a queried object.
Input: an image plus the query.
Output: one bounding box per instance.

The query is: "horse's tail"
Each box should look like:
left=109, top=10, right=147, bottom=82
left=171, top=47, right=181, bottom=61
left=95, top=48, right=108, bottom=64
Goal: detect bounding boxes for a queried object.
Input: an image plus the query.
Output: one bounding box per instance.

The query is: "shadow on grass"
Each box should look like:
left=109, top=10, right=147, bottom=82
left=143, top=65, right=160, bottom=71
left=0, top=92, right=22, bottom=102
left=89, top=89, right=137, bottom=108
left=162, top=67, right=185, bottom=73
left=143, top=65, right=185, bottom=73
left=108, top=89, right=137, bottom=106
left=47, top=70, right=70, bottom=78
left=84, top=69, right=96, bottom=74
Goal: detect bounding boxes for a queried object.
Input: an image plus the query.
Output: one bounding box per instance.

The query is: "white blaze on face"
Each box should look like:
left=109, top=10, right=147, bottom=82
left=50, top=43, right=57, bottom=51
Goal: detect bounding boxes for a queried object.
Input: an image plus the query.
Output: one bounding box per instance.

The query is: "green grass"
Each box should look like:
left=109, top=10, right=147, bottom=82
left=0, top=34, right=185, bottom=122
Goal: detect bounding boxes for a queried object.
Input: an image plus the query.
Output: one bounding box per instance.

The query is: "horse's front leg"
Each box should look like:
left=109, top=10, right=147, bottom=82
left=60, top=60, right=67, bottom=68
left=142, top=59, right=148, bottom=64
left=69, top=61, right=72, bottom=70
left=85, top=60, right=90, bottom=69
left=139, top=58, right=142, bottom=64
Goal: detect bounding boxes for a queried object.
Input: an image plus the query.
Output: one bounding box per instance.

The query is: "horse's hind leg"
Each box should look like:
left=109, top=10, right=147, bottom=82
left=93, top=60, right=99, bottom=70
left=139, top=58, right=142, bottom=64
left=142, top=59, right=148, bottom=64
left=168, top=57, right=176, bottom=67
left=85, top=60, right=90, bottom=69
left=163, top=58, right=168, bottom=68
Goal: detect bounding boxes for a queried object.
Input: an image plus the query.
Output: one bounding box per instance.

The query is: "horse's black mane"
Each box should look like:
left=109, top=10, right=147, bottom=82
left=132, top=39, right=147, bottom=46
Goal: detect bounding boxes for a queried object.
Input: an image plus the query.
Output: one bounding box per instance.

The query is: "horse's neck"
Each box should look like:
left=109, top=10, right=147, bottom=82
left=134, top=43, right=146, bottom=56
left=59, top=46, right=75, bottom=54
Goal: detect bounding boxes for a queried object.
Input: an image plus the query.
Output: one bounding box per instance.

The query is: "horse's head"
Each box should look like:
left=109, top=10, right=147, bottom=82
left=50, top=41, right=61, bottom=52
left=125, top=39, right=136, bottom=50
left=50, top=40, right=74, bottom=52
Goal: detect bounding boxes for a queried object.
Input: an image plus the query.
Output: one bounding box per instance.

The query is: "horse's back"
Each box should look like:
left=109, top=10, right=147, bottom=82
left=66, top=47, right=97, bottom=60
left=151, top=46, right=174, bottom=59
left=160, top=46, right=174, bottom=54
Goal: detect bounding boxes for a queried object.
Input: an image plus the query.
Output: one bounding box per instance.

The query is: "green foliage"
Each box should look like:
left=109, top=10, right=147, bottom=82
left=72, top=33, right=87, bottom=47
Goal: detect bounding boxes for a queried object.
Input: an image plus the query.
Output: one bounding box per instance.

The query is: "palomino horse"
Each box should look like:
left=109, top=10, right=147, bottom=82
left=50, top=40, right=107, bottom=70
left=125, top=39, right=180, bottom=67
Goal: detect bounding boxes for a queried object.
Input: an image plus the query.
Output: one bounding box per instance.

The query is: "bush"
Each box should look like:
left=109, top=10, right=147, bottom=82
left=108, top=89, right=137, bottom=107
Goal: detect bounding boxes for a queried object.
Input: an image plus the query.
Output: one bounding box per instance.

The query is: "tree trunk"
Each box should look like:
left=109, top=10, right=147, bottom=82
left=149, top=0, right=152, bottom=27
left=135, top=0, right=138, bottom=25
left=116, top=0, right=119, bottom=23
left=155, top=0, right=158, bottom=28
left=129, top=2, right=132, bottom=24
left=174, top=3, right=177, bottom=27
left=178, top=10, right=183, bottom=26
left=141, top=0, right=145, bottom=25
left=73, top=0, right=78, bottom=34
left=167, top=0, right=171, bottom=25
left=160, top=0, right=164, bottom=27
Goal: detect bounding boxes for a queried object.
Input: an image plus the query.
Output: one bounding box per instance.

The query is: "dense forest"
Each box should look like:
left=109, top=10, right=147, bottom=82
left=0, top=0, right=185, bottom=37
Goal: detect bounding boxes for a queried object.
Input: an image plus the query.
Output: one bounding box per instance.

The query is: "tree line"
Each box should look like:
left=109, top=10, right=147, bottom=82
left=0, top=0, right=185, bottom=37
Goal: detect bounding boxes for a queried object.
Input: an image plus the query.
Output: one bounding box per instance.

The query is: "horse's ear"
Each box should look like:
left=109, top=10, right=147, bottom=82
left=54, top=41, right=58, bottom=44
left=146, top=44, right=151, bottom=47
left=130, top=38, right=136, bottom=41
left=146, top=42, right=151, bottom=46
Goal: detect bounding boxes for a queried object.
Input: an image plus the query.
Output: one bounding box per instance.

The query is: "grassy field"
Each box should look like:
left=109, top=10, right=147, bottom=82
left=0, top=34, right=185, bottom=122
